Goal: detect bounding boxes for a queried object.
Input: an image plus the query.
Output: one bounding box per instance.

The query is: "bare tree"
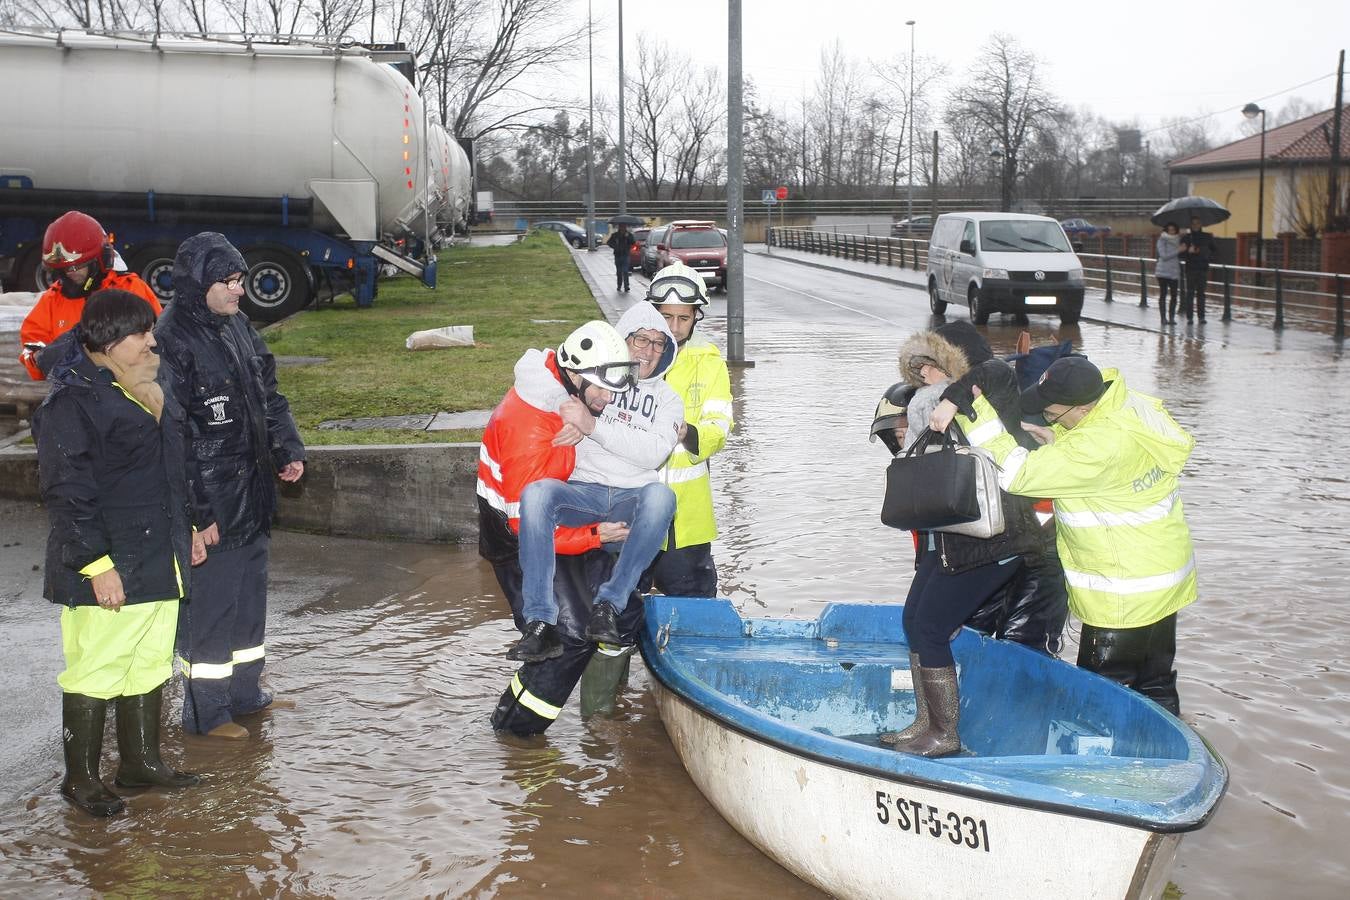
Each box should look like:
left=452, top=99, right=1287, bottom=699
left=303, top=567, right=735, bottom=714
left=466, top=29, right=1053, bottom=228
left=624, top=35, right=683, bottom=199
left=873, top=53, right=947, bottom=198
left=948, top=33, right=1060, bottom=211
left=669, top=65, right=725, bottom=200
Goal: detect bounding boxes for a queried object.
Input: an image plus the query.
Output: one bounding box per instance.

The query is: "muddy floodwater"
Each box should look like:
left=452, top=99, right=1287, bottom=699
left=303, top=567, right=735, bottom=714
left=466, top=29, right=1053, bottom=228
left=2, top=267, right=1348, bottom=897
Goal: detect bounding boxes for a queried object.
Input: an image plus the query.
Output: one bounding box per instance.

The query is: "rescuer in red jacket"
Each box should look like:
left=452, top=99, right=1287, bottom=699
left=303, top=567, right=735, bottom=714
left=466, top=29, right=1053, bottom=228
left=476, top=320, right=639, bottom=660
left=19, top=211, right=162, bottom=380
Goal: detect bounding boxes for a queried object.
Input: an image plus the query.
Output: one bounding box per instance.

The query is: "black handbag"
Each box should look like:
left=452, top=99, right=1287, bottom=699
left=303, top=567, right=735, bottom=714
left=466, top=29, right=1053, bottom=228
left=880, top=427, right=981, bottom=531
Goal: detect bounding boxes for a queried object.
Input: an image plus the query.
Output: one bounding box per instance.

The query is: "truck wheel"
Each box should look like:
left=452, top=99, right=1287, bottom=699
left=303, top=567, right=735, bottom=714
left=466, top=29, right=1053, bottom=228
left=241, top=246, right=312, bottom=323
left=127, top=243, right=180, bottom=304
left=8, top=246, right=44, bottom=293
left=969, top=286, right=990, bottom=325
left=928, top=278, right=948, bottom=314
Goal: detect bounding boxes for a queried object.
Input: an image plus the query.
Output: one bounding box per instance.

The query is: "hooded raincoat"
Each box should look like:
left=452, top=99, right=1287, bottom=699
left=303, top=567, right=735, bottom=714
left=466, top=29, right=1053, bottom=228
left=154, top=233, right=304, bottom=548
left=571, top=303, right=683, bottom=487
left=958, top=368, right=1197, bottom=629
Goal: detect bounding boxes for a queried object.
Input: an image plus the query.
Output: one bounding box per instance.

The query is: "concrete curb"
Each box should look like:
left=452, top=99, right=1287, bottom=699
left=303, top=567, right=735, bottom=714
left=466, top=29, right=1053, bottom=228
left=1, top=237, right=626, bottom=544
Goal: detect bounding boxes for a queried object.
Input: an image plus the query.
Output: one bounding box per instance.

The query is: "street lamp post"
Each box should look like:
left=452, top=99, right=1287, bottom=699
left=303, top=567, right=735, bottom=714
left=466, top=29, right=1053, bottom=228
left=1242, top=102, right=1267, bottom=269
left=617, top=0, right=627, bottom=214
left=989, top=143, right=1007, bottom=211
left=586, top=1, right=596, bottom=250
left=906, top=19, right=915, bottom=226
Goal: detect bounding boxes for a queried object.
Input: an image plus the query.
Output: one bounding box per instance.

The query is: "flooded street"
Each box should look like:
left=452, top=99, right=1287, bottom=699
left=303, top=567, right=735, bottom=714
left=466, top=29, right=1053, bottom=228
left=2, top=253, right=1348, bottom=897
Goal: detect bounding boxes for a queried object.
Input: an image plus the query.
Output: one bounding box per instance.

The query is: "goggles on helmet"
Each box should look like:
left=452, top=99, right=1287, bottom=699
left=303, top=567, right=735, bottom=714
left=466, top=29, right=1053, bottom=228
left=574, top=360, right=639, bottom=392
left=646, top=273, right=708, bottom=307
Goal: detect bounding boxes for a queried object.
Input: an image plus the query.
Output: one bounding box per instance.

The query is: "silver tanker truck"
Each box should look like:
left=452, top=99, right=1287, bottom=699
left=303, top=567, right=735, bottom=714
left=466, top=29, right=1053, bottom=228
left=0, top=29, right=462, bottom=321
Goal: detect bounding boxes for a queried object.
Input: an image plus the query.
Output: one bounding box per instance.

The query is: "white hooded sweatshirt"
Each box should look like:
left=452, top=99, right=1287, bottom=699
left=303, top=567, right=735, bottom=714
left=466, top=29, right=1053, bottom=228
left=571, top=303, right=684, bottom=488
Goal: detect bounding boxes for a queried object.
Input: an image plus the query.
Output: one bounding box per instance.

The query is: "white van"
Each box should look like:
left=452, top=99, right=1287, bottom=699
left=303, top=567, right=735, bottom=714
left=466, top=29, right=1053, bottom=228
left=925, top=212, right=1086, bottom=324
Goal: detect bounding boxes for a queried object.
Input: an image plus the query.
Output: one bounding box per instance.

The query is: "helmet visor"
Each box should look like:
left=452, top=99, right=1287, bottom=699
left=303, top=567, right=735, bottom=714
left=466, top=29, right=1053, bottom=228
left=646, top=273, right=707, bottom=306
left=577, top=361, right=639, bottom=392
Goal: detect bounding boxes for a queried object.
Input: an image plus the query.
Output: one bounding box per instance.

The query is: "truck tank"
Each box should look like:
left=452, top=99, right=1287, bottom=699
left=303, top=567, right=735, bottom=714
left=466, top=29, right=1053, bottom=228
left=427, top=123, right=472, bottom=233
left=0, top=31, right=433, bottom=240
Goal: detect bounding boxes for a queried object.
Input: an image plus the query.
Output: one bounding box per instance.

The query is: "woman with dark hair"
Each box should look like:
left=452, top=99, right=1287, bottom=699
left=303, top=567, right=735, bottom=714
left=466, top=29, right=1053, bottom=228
left=1155, top=222, right=1181, bottom=325
left=32, top=289, right=200, bottom=818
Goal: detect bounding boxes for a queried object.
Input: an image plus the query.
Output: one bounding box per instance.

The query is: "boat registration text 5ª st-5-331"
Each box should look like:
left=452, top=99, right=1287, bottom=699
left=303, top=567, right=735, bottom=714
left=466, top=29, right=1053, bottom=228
left=874, top=790, right=992, bottom=852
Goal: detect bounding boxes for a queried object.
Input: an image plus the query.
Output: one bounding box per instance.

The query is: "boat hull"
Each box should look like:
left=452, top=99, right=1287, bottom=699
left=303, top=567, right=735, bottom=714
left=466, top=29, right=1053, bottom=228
left=652, top=679, right=1182, bottom=900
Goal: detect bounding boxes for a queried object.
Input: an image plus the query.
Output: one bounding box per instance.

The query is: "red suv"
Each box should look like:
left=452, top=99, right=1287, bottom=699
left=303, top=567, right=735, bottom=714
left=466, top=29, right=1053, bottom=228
left=655, top=220, right=727, bottom=291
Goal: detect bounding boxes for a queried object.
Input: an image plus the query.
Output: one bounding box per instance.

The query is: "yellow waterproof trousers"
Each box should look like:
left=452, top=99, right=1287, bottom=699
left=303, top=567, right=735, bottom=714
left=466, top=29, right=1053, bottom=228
left=58, top=600, right=180, bottom=699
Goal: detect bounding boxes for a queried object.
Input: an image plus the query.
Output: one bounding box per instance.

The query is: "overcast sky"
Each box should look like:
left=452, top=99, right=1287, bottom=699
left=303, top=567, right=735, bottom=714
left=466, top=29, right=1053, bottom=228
left=566, top=0, right=1347, bottom=142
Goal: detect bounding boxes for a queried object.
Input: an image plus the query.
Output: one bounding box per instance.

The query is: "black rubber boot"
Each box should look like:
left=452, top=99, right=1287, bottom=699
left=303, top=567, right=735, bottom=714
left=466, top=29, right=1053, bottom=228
left=892, top=666, right=961, bottom=758
left=60, top=693, right=125, bottom=817
left=114, top=686, right=201, bottom=790
left=508, top=620, right=564, bottom=662
left=1077, top=616, right=1180, bottom=715
left=880, top=653, right=928, bottom=745
left=584, top=602, right=623, bottom=645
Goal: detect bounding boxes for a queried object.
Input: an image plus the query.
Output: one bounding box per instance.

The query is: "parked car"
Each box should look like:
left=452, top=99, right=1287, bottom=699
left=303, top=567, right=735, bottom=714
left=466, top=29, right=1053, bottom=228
left=890, top=215, right=933, bottom=236
left=655, top=220, right=727, bottom=290
left=925, top=212, right=1085, bottom=325
left=641, top=225, right=669, bottom=277
left=1059, top=218, right=1111, bottom=238
left=533, top=220, right=588, bottom=247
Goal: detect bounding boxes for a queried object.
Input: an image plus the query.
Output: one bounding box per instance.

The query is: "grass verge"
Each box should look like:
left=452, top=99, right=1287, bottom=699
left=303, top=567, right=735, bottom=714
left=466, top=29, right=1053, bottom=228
left=263, top=233, right=598, bottom=445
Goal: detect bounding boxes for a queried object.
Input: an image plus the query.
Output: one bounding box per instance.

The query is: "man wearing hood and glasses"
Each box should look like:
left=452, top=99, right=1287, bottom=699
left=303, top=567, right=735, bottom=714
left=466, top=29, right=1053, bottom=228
left=155, top=233, right=305, bottom=741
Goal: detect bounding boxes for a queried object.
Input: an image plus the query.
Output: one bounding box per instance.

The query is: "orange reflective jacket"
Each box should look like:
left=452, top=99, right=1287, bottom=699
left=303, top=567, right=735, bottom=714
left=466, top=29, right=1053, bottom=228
left=18, top=272, right=161, bottom=380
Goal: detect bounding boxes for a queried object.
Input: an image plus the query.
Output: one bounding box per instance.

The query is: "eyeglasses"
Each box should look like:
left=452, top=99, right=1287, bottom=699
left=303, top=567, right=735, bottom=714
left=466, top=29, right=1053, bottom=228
left=218, top=276, right=246, bottom=290
left=627, top=333, right=668, bottom=352
left=1045, top=405, right=1078, bottom=425
left=908, top=357, right=948, bottom=380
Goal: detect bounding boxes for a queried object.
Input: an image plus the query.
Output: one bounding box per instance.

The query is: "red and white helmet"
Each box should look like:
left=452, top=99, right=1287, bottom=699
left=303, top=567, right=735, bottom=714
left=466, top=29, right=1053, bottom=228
left=42, top=211, right=109, bottom=270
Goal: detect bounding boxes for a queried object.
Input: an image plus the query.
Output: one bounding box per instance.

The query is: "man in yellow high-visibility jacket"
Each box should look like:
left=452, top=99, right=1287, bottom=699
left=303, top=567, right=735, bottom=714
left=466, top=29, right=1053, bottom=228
left=644, top=262, right=735, bottom=596
left=940, top=356, right=1196, bottom=714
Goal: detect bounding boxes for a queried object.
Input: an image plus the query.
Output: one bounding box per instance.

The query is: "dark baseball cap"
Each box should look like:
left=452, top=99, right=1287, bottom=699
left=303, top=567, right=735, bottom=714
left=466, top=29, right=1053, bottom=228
left=1020, top=356, right=1109, bottom=414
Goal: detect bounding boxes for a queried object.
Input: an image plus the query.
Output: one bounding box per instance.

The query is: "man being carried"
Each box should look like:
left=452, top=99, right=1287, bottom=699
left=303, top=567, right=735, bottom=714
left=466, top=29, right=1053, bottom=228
left=476, top=320, right=639, bottom=662
left=515, top=302, right=682, bottom=654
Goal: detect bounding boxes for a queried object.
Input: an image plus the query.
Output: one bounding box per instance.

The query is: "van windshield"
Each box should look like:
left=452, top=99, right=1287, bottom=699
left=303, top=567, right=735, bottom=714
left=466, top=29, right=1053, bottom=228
left=979, top=220, right=1073, bottom=253
left=671, top=229, right=726, bottom=249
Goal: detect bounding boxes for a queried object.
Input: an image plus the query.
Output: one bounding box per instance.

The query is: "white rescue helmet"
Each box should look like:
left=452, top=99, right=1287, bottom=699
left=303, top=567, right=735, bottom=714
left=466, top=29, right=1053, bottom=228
left=645, top=262, right=709, bottom=307
left=557, top=320, right=638, bottom=392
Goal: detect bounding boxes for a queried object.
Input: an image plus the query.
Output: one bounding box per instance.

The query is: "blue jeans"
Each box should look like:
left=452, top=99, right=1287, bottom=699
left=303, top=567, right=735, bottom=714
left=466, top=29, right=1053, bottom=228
left=518, top=479, right=676, bottom=625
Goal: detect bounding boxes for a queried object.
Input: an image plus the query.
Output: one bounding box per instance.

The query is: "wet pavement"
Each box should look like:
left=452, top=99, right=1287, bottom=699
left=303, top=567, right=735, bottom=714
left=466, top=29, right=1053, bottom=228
left=2, top=245, right=1348, bottom=898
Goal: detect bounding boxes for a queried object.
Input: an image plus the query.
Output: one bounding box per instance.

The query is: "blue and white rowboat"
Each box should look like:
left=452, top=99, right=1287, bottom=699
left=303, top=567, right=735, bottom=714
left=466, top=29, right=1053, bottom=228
left=639, top=597, right=1228, bottom=900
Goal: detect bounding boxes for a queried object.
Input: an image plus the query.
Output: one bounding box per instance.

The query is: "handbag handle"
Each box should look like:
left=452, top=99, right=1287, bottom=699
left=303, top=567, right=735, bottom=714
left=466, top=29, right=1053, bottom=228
left=904, top=426, right=959, bottom=458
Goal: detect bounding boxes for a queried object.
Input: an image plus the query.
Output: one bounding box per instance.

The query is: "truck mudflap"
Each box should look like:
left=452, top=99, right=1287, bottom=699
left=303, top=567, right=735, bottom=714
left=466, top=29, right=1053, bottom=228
left=371, top=243, right=437, bottom=288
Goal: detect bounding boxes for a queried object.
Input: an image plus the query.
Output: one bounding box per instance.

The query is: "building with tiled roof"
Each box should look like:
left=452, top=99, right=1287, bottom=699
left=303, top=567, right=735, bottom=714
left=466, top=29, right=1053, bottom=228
left=1168, top=106, right=1349, bottom=239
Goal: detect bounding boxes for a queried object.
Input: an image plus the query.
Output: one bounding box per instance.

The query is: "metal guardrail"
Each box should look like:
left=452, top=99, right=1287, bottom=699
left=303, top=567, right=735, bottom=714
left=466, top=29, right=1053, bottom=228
left=491, top=197, right=1171, bottom=222
left=767, top=224, right=1347, bottom=340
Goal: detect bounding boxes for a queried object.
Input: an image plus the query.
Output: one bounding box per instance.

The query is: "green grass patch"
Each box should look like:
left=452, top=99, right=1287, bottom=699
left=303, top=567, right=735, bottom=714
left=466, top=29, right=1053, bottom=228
left=262, top=233, right=599, bottom=445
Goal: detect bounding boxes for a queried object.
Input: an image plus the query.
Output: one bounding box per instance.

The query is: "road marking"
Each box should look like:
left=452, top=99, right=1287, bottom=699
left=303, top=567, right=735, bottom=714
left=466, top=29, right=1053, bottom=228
left=746, top=273, right=902, bottom=325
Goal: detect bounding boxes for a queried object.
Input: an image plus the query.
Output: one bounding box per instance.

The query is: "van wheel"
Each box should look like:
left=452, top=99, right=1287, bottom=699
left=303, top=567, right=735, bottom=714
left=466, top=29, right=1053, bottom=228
left=1059, top=304, right=1082, bottom=325
left=928, top=278, right=948, bottom=314
left=969, top=286, right=990, bottom=325
left=241, top=245, right=313, bottom=323
left=126, top=243, right=180, bottom=305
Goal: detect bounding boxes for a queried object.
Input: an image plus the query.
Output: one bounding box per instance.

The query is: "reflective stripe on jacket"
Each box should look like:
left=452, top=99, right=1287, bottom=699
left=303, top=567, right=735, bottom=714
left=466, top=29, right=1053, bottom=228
left=659, top=335, right=733, bottom=548
left=958, top=368, right=1197, bottom=629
